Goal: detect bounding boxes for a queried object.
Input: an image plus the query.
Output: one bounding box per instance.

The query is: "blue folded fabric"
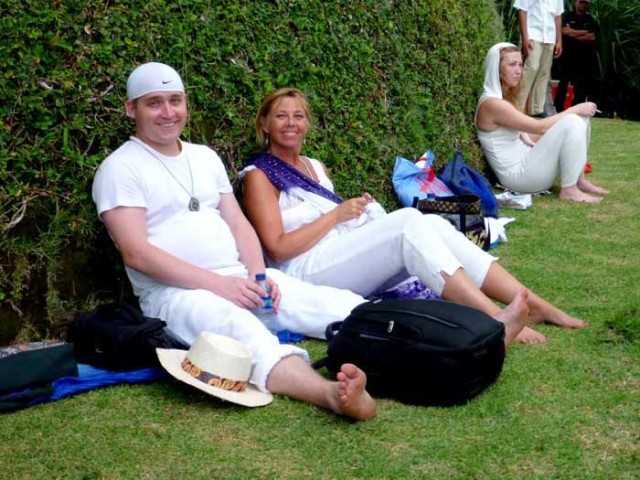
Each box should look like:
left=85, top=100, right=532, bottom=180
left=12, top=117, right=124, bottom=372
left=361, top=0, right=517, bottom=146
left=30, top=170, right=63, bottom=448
left=276, top=330, right=305, bottom=344
left=1, top=333, right=306, bottom=411
left=1, top=364, right=167, bottom=411
left=49, top=364, right=167, bottom=401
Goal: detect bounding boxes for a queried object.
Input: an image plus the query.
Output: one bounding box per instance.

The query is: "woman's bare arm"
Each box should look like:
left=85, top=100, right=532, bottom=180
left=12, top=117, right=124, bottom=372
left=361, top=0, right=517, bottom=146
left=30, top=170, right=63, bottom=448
left=243, top=168, right=369, bottom=263
left=477, top=98, right=596, bottom=136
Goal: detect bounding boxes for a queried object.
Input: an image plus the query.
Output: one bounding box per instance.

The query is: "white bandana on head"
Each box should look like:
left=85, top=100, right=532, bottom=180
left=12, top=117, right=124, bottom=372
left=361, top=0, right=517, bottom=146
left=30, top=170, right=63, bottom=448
left=126, top=62, right=185, bottom=100
left=480, top=42, right=519, bottom=102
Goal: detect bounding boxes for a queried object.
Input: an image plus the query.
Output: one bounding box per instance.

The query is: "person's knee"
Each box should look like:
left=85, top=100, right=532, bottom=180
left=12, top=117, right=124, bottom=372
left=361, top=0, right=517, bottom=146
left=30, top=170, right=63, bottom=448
left=385, top=207, right=426, bottom=236
left=176, top=288, right=226, bottom=310
left=165, top=288, right=240, bottom=337
left=421, top=213, right=457, bottom=232
left=396, top=207, right=424, bottom=222
left=556, top=113, right=587, bottom=134
left=394, top=207, right=450, bottom=232
left=402, top=211, right=460, bottom=250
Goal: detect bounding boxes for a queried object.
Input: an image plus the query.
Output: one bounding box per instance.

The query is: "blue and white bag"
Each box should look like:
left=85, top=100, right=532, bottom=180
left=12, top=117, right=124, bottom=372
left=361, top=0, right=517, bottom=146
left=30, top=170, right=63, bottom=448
left=392, top=150, right=453, bottom=207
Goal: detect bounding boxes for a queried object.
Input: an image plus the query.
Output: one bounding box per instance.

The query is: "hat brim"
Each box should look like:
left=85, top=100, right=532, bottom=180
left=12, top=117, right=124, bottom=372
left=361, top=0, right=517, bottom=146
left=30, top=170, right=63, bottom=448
left=156, top=348, right=273, bottom=408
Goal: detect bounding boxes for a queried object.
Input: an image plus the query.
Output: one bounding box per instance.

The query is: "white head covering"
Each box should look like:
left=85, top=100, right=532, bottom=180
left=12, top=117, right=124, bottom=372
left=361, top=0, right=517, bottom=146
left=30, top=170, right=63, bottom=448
left=480, top=42, right=518, bottom=101
left=126, top=62, right=185, bottom=100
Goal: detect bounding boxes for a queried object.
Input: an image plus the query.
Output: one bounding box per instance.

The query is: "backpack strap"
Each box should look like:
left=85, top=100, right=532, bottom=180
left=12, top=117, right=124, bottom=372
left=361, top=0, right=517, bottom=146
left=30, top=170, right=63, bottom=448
left=324, top=320, right=342, bottom=340
left=311, top=320, right=344, bottom=370
left=311, top=357, right=329, bottom=370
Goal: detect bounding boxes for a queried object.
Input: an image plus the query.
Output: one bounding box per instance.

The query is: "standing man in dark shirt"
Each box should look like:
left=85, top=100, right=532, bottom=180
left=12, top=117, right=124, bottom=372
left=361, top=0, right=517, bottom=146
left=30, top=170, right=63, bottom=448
left=554, top=0, right=600, bottom=112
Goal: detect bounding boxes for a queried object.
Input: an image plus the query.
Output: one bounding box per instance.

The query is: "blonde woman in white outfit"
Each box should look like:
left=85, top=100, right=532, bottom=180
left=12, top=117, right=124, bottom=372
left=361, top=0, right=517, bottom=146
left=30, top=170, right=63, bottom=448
left=243, top=88, right=590, bottom=345
left=476, top=42, right=609, bottom=203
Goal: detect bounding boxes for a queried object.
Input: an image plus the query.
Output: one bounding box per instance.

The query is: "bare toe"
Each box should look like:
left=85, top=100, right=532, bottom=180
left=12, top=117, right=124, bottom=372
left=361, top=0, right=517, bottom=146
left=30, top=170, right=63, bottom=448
left=336, top=364, right=376, bottom=421
left=559, top=190, right=603, bottom=203
left=515, top=326, right=547, bottom=344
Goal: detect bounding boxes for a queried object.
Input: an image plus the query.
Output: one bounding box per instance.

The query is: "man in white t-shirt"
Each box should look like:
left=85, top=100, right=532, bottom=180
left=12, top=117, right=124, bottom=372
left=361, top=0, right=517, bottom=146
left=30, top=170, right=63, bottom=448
left=514, top=0, right=564, bottom=117
left=92, top=62, right=375, bottom=420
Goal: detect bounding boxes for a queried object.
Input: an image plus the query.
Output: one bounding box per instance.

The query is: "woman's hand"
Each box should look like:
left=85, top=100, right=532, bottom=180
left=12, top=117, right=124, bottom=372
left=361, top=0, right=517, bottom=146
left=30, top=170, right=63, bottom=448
left=568, top=102, right=597, bottom=117
left=332, top=193, right=373, bottom=224
left=519, top=132, right=536, bottom=147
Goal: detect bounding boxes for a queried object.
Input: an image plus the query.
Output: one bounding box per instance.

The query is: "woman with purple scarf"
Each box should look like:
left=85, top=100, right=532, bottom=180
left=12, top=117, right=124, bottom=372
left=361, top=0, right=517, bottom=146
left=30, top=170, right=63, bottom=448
left=241, top=88, right=587, bottom=344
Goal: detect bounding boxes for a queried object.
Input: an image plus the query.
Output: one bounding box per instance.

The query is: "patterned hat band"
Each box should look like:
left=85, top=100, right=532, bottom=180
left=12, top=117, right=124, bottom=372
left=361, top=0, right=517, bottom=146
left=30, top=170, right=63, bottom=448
left=181, top=357, right=247, bottom=392
left=156, top=331, right=273, bottom=407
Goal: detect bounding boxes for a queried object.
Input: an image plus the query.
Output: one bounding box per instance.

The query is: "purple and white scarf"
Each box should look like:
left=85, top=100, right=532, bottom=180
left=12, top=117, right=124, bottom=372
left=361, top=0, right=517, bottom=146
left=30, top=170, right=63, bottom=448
left=244, top=151, right=343, bottom=204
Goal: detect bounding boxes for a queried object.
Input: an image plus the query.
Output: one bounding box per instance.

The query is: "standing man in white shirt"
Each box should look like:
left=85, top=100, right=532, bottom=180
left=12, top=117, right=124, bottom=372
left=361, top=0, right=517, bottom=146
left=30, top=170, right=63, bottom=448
left=514, top=0, right=564, bottom=117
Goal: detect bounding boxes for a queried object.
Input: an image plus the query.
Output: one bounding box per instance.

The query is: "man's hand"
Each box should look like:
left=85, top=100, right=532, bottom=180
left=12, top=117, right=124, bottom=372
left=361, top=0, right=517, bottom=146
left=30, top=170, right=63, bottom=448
left=554, top=41, right=563, bottom=58
left=210, top=275, right=268, bottom=311
left=264, top=276, right=281, bottom=312
left=523, top=39, right=534, bottom=57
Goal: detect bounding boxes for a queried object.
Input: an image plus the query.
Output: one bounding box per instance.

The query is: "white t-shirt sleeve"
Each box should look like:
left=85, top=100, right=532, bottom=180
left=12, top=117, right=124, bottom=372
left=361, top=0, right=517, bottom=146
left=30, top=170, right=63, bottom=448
left=92, top=148, right=147, bottom=217
left=555, top=0, right=564, bottom=16
left=209, top=148, right=234, bottom=195
left=513, top=0, right=527, bottom=11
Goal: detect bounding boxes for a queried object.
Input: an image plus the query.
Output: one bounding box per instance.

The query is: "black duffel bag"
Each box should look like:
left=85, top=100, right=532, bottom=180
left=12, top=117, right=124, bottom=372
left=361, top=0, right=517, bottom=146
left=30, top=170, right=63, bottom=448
left=67, top=303, right=188, bottom=371
left=314, top=299, right=505, bottom=406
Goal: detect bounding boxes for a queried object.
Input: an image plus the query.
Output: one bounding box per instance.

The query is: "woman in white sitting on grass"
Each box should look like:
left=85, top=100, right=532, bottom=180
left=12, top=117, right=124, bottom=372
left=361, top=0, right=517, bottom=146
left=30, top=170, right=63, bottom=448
left=241, top=87, right=588, bottom=344
left=475, top=42, right=609, bottom=203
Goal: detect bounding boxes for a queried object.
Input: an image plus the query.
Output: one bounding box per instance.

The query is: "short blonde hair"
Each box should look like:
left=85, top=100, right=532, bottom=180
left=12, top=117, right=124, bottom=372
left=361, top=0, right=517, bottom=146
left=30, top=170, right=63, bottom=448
left=255, top=88, right=312, bottom=149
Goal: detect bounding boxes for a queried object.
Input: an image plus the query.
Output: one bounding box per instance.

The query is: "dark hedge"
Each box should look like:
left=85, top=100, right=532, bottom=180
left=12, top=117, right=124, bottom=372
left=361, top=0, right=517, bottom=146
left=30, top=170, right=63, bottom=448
left=0, top=0, right=502, bottom=341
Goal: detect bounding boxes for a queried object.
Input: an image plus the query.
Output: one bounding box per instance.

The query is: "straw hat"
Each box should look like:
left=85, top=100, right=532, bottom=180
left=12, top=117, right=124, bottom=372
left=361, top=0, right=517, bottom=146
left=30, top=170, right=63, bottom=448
left=156, top=332, right=273, bottom=407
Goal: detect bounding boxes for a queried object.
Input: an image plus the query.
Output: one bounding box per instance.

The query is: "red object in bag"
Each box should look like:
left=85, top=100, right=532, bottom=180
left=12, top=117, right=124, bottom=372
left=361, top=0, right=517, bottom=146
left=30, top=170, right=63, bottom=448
left=551, top=82, right=574, bottom=110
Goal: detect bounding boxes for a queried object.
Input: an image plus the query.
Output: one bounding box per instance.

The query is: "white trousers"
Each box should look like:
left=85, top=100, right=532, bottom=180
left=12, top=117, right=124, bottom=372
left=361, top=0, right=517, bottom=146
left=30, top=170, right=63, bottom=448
left=519, top=41, right=555, bottom=115
left=500, top=114, right=589, bottom=192
left=140, top=268, right=365, bottom=392
left=294, top=208, right=496, bottom=298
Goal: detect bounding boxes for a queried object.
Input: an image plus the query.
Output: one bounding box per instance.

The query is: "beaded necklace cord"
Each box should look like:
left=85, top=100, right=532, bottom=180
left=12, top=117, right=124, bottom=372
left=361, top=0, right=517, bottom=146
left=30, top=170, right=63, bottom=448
left=133, top=137, right=200, bottom=211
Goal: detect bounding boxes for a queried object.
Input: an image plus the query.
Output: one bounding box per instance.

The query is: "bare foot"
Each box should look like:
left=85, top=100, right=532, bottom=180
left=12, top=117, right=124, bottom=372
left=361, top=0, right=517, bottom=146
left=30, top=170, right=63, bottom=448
left=515, top=326, right=547, bottom=344
left=559, top=189, right=603, bottom=203
left=494, top=289, right=530, bottom=346
left=334, top=364, right=377, bottom=421
left=529, top=301, right=587, bottom=329
left=578, top=178, right=609, bottom=195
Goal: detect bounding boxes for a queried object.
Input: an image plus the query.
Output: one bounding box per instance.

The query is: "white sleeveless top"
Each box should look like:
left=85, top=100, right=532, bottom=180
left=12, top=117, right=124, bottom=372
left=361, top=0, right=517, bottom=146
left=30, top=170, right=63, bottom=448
left=278, top=158, right=335, bottom=231
left=475, top=97, right=532, bottom=180
left=274, top=158, right=345, bottom=276
left=242, top=157, right=384, bottom=277
left=477, top=127, right=532, bottom=178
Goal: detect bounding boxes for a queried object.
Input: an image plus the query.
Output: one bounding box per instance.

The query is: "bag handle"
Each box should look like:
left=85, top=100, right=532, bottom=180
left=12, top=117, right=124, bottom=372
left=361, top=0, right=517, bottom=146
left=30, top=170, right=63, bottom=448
left=324, top=320, right=342, bottom=341
left=311, top=357, right=328, bottom=370
left=311, top=321, right=343, bottom=370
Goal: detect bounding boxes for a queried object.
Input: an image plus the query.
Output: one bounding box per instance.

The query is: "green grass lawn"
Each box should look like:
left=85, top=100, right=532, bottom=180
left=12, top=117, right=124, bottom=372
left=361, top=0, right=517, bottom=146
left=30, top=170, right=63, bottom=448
left=2, top=118, right=639, bottom=480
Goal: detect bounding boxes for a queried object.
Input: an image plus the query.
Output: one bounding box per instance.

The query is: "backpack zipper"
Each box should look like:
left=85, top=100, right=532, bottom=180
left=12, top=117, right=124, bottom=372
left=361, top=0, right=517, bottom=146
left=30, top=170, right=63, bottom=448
left=355, top=308, right=460, bottom=329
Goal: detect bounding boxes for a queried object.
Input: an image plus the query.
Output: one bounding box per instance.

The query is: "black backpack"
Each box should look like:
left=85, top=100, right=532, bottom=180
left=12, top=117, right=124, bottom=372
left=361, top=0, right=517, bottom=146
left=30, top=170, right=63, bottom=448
left=67, top=303, right=188, bottom=371
left=314, top=299, right=505, bottom=406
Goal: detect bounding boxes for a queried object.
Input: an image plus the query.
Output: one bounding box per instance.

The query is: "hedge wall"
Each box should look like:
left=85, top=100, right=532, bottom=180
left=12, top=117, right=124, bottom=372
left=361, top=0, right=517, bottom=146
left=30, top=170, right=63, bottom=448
left=0, top=0, right=502, bottom=342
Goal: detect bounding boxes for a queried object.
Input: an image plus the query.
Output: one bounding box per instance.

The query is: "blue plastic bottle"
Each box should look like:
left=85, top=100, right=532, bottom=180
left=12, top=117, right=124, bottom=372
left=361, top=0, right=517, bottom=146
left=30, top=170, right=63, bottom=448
left=255, top=273, right=273, bottom=312
left=255, top=273, right=276, bottom=334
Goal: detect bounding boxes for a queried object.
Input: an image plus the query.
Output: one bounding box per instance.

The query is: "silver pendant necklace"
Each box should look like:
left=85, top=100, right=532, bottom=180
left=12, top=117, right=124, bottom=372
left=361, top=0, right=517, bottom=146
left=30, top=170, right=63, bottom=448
left=133, top=137, right=200, bottom=211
